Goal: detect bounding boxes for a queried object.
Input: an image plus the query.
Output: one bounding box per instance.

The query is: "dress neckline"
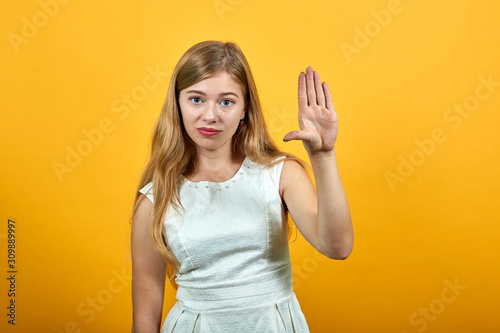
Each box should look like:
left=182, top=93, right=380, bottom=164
left=182, top=156, right=248, bottom=185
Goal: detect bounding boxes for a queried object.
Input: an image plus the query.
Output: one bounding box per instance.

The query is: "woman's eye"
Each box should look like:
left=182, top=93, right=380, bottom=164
left=220, top=99, right=233, bottom=107
left=190, top=97, right=202, bottom=104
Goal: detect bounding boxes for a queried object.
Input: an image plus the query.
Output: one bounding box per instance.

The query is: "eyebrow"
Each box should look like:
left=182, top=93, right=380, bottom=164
left=184, top=90, right=239, bottom=98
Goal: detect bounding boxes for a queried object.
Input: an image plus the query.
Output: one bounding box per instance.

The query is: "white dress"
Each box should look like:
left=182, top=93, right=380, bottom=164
left=139, top=156, right=310, bottom=332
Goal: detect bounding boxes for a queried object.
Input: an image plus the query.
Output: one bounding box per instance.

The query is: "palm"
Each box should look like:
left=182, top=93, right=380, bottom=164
left=284, top=66, right=338, bottom=154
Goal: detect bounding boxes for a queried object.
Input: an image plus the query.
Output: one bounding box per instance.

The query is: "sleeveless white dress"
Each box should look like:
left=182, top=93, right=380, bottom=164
left=139, top=156, right=310, bottom=332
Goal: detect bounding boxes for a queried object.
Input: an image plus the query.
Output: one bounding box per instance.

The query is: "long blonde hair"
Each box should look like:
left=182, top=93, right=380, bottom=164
left=130, top=40, right=306, bottom=289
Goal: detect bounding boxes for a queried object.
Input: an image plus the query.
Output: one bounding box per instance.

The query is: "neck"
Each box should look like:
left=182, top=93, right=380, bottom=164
left=195, top=146, right=244, bottom=172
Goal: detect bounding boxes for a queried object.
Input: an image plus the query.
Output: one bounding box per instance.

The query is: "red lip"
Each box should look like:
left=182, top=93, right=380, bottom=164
left=197, top=127, right=222, bottom=137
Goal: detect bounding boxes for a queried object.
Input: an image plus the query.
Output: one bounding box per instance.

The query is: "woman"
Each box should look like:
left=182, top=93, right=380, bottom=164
left=130, top=40, right=353, bottom=332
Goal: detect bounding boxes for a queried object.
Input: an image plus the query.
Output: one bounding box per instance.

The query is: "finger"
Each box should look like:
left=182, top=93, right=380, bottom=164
left=298, top=72, right=307, bottom=109
left=283, top=130, right=310, bottom=142
left=322, top=82, right=335, bottom=111
left=314, top=71, right=326, bottom=107
left=306, top=66, right=315, bottom=106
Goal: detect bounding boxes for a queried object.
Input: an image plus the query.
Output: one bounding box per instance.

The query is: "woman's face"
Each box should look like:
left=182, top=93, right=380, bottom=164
left=178, top=71, right=246, bottom=154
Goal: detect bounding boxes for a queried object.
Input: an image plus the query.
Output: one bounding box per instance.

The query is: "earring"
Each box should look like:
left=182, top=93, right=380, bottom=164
left=240, top=110, right=246, bottom=126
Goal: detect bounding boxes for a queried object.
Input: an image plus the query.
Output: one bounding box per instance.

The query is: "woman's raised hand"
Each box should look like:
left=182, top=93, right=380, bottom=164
left=283, top=66, right=338, bottom=156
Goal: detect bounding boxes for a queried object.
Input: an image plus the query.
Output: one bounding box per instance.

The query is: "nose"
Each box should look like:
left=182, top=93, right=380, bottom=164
left=202, top=102, right=218, bottom=122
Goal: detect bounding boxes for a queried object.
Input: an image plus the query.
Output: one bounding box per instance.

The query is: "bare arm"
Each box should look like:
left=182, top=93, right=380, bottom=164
left=131, top=194, right=167, bottom=333
left=283, top=66, right=353, bottom=259
left=280, top=154, right=353, bottom=260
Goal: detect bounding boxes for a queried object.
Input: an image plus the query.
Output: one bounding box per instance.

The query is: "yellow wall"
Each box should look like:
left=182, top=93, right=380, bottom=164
left=1, top=0, right=499, bottom=332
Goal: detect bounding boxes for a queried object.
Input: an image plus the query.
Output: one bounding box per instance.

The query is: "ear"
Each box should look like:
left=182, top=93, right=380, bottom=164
left=240, top=109, right=246, bottom=120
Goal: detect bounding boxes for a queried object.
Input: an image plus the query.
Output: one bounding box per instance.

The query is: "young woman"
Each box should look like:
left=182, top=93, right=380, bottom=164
left=130, top=40, right=353, bottom=332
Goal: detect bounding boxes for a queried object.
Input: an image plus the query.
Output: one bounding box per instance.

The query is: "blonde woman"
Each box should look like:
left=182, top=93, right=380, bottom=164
left=130, top=40, right=353, bottom=332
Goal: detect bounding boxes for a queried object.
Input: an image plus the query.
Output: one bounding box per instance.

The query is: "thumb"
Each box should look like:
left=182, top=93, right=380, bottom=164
left=283, top=130, right=308, bottom=142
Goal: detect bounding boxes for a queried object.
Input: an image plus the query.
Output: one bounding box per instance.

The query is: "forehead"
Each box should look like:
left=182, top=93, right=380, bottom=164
left=181, top=72, right=243, bottom=96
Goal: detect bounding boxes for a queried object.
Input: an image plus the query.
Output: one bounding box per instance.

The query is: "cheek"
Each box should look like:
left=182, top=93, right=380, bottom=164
left=179, top=104, right=195, bottom=124
left=227, top=113, right=244, bottom=134
left=178, top=107, right=195, bottom=137
left=227, top=110, right=244, bottom=123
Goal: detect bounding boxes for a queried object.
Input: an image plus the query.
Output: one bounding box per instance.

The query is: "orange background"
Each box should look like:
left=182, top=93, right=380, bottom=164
left=1, top=1, right=499, bottom=332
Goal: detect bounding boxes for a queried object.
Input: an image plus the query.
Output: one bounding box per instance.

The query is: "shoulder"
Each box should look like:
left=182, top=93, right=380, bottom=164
left=138, top=182, right=154, bottom=203
left=133, top=192, right=154, bottom=231
left=279, top=158, right=311, bottom=198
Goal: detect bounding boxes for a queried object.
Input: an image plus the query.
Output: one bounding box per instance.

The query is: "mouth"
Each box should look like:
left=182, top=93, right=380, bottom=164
left=197, top=127, right=222, bottom=137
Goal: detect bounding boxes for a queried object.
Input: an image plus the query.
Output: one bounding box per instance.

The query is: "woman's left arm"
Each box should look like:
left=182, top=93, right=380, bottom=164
left=282, top=66, right=353, bottom=260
